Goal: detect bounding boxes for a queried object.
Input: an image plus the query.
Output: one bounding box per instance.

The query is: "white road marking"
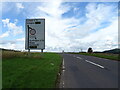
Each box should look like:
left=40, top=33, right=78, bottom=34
left=85, top=60, right=104, bottom=69
left=58, top=73, right=60, bottom=76
left=63, top=58, right=65, bottom=70
left=63, top=81, right=64, bottom=85
left=76, top=57, right=82, bottom=59
left=63, top=58, right=64, bottom=66
left=62, top=58, right=65, bottom=72
left=62, top=59, right=65, bottom=88
left=62, top=69, right=65, bottom=72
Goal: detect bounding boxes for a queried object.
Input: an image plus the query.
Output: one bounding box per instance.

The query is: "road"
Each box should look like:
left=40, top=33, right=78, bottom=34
left=59, top=53, right=119, bottom=88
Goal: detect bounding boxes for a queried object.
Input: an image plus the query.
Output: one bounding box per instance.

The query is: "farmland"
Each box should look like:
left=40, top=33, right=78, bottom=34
left=66, top=52, right=119, bottom=61
left=79, top=52, right=119, bottom=61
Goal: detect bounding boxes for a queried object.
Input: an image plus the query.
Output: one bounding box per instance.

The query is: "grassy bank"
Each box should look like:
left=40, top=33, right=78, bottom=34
left=79, top=52, right=119, bottom=61
left=2, top=51, right=62, bottom=88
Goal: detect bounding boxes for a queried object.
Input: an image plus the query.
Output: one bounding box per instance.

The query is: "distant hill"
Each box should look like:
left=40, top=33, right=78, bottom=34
left=103, top=48, right=120, bottom=54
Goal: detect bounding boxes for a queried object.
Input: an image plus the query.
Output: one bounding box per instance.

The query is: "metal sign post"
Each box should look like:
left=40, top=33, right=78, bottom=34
left=27, top=25, right=30, bottom=56
left=41, top=49, right=43, bottom=53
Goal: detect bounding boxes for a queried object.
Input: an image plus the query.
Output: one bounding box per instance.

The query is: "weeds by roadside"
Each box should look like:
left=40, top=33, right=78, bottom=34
left=2, top=51, right=42, bottom=59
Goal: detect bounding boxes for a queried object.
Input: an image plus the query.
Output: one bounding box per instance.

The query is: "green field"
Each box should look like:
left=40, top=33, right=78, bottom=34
left=2, top=51, right=62, bottom=88
left=79, top=52, right=119, bottom=61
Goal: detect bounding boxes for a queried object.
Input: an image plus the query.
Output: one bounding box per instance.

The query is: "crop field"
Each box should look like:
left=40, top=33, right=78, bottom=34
left=2, top=51, right=62, bottom=88
left=79, top=52, right=119, bottom=61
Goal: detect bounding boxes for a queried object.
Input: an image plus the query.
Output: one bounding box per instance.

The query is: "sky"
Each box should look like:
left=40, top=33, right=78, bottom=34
left=0, top=0, right=119, bottom=52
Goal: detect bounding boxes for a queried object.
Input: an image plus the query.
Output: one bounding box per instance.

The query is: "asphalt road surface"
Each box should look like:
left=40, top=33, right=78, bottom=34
left=59, top=53, right=119, bottom=88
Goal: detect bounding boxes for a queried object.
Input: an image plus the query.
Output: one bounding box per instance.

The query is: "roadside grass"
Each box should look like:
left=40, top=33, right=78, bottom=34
left=79, top=52, right=119, bottom=61
left=2, top=51, right=62, bottom=88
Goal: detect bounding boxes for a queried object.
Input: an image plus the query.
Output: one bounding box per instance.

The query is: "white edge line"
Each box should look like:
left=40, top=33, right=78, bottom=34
left=62, top=59, right=65, bottom=88
left=63, top=58, right=64, bottom=66
left=63, top=58, right=65, bottom=71
left=85, top=60, right=104, bottom=69
left=63, top=81, right=64, bottom=85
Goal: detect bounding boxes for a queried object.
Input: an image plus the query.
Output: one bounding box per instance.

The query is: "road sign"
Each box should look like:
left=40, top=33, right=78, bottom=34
left=25, top=19, right=45, bottom=50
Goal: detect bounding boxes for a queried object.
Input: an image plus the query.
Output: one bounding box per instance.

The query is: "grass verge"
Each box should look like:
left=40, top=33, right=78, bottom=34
left=79, top=52, right=119, bottom=61
left=2, top=51, right=62, bottom=88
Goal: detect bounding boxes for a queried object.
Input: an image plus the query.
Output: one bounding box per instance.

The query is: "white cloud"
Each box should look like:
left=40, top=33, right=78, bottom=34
left=0, top=37, right=25, bottom=50
left=16, top=37, right=25, bottom=42
left=79, top=19, right=118, bottom=51
left=80, top=19, right=118, bottom=43
left=29, top=1, right=76, bottom=51
left=86, top=3, right=117, bottom=22
left=0, top=42, right=24, bottom=50
left=27, top=2, right=118, bottom=52
left=2, top=19, right=23, bottom=36
left=2, top=18, right=9, bottom=27
left=1, top=19, right=24, bottom=50
left=0, top=43, right=15, bottom=49
left=36, top=1, right=71, bottom=18
left=16, top=3, right=24, bottom=13
left=16, top=3, right=24, bottom=9
left=2, top=3, right=24, bottom=15
left=73, top=7, right=79, bottom=13
left=0, top=31, right=10, bottom=39
left=1, top=2, right=118, bottom=52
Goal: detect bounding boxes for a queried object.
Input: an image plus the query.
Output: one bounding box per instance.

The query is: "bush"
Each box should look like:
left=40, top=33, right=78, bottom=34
left=87, top=47, right=93, bottom=53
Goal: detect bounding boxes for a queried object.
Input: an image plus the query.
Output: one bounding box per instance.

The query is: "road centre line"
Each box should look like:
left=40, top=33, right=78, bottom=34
left=76, top=57, right=82, bottom=59
left=85, top=60, right=104, bottom=69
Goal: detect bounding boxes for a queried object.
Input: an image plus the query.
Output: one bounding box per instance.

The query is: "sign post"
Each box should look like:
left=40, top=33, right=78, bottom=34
left=27, top=25, right=30, bottom=56
left=25, top=19, right=45, bottom=54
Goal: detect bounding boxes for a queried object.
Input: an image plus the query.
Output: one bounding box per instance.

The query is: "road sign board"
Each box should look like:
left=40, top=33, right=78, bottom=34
left=25, top=19, right=45, bottom=50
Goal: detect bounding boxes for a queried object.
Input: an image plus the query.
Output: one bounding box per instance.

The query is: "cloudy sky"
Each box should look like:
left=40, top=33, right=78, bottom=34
left=0, top=0, right=119, bottom=52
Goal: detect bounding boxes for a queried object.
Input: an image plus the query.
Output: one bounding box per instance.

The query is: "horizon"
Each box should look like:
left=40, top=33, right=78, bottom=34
left=1, top=47, right=119, bottom=53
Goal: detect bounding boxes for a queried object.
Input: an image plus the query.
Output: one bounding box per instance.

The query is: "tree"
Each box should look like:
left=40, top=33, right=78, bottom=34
left=87, top=47, right=93, bottom=53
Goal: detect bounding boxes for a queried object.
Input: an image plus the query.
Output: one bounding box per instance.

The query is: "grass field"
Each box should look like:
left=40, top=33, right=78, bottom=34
left=79, top=52, right=119, bottom=61
left=2, top=51, right=62, bottom=88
